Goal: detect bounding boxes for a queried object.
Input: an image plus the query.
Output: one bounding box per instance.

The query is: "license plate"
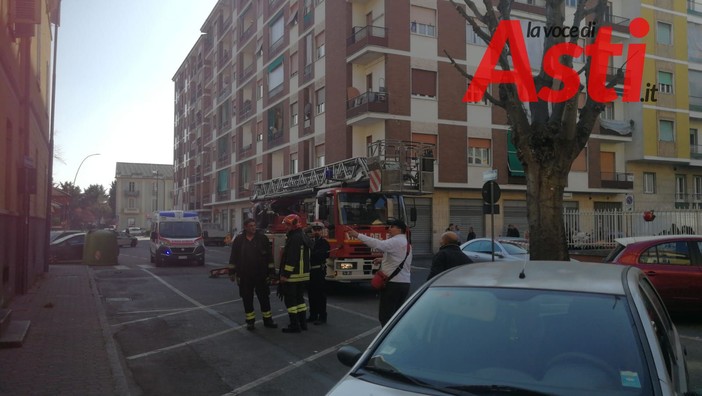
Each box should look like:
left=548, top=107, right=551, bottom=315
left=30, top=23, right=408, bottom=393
left=178, top=256, right=188, bottom=260
left=342, top=271, right=352, bottom=275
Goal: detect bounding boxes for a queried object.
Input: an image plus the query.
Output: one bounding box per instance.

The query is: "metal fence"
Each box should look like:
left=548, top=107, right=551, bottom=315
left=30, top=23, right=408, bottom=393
left=563, top=210, right=702, bottom=249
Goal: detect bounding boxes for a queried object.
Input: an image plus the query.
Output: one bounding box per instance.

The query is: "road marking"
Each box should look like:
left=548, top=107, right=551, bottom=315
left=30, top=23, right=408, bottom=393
left=114, top=265, right=130, bottom=270
left=139, top=268, right=239, bottom=328
left=222, top=327, right=380, bottom=395
left=681, top=335, right=702, bottom=343
left=112, top=299, right=240, bottom=327
left=327, top=302, right=377, bottom=322
left=138, top=264, right=155, bottom=269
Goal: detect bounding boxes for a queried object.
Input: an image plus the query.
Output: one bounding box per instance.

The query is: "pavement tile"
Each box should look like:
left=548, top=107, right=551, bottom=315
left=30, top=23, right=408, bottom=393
left=0, top=265, right=129, bottom=396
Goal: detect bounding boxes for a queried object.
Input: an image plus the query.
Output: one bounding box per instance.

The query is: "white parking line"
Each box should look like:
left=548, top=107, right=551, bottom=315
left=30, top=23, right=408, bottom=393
left=139, top=267, right=239, bottom=328
left=112, top=299, right=240, bottom=327
left=681, top=335, right=702, bottom=342
left=221, top=327, right=380, bottom=396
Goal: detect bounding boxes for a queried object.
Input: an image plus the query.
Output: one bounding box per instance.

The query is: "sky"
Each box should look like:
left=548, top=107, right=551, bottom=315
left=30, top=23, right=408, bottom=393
left=53, top=0, right=219, bottom=190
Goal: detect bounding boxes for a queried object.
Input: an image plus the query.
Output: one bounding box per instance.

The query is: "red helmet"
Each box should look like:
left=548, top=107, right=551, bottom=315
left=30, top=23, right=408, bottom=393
left=282, top=214, right=301, bottom=229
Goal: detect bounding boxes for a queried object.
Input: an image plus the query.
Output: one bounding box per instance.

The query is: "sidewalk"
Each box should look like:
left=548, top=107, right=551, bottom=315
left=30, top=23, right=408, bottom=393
left=0, top=265, right=130, bottom=396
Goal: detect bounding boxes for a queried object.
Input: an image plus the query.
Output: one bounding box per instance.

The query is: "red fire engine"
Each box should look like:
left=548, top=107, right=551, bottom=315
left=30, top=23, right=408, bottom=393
left=251, top=140, right=434, bottom=282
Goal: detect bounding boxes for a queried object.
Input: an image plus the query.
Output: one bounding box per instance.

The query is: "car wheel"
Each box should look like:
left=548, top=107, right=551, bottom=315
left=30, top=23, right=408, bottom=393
left=131, top=239, right=137, bottom=247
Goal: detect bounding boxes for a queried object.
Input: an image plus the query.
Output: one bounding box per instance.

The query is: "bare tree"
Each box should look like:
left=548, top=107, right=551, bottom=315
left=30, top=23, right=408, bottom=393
left=448, top=0, right=626, bottom=260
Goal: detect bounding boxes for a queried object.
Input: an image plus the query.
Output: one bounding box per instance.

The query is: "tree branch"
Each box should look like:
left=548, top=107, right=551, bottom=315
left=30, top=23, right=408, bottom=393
left=444, top=50, right=505, bottom=107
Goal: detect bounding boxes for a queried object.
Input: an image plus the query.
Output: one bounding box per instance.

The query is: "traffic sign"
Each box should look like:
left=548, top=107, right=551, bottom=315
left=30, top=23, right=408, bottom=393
left=481, top=181, right=501, bottom=204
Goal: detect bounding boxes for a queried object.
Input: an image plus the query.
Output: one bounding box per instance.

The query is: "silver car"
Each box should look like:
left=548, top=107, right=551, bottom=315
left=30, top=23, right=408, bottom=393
left=329, top=261, right=693, bottom=396
left=460, top=237, right=529, bottom=262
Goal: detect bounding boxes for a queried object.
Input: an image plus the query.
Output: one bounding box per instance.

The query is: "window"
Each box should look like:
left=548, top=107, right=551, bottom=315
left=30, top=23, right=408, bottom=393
left=640, top=242, right=691, bottom=266
left=601, top=102, right=614, bottom=120
left=694, top=176, right=702, bottom=201
left=659, top=120, right=674, bottom=142
left=468, top=138, right=491, bottom=166
left=128, top=198, right=135, bottom=209
left=316, top=32, right=325, bottom=59
left=467, top=24, right=487, bottom=46
left=410, top=6, right=436, bottom=37
left=643, top=172, right=656, bottom=194
left=676, top=175, right=687, bottom=201
left=290, top=52, right=298, bottom=76
left=565, top=0, right=577, bottom=6
left=290, top=155, right=299, bottom=173
left=270, top=14, right=284, bottom=48
left=658, top=71, right=673, bottom=94
left=411, top=69, right=437, bottom=98
left=217, top=169, right=229, bottom=192
left=656, top=21, right=672, bottom=45
left=128, top=182, right=135, bottom=192
left=316, top=144, right=325, bottom=167
left=291, top=102, right=298, bottom=126
left=268, top=60, right=284, bottom=94
left=257, top=80, right=264, bottom=99
left=316, top=87, right=325, bottom=114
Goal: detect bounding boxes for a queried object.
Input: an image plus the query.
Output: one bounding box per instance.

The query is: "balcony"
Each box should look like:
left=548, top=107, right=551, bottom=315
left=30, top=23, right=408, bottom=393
left=691, top=145, right=702, bottom=160
left=124, top=190, right=140, bottom=197
left=602, top=14, right=630, bottom=35
left=689, top=0, right=702, bottom=15
left=216, top=85, right=232, bottom=106
left=240, top=63, right=255, bottom=82
left=216, top=190, right=231, bottom=202
left=302, top=63, right=313, bottom=83
left=347, top=25, right=388, bottom=64
left=600, top=172, right=633, bottom=189
left=347, top=91, right=389, bottom=120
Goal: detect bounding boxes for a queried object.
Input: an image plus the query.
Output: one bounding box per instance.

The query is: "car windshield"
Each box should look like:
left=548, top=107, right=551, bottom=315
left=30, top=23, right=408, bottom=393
left=362, top=287, right=652, bottom=396
left=159, top=222, right=202, bottom=238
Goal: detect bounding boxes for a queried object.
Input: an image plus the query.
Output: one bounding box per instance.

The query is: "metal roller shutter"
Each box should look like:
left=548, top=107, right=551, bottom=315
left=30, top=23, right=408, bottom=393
left=408, top=197, right=433, bottom=255
left=503, top=200, right=528, bottom=237
left=449, top=199, right=484, bottom=241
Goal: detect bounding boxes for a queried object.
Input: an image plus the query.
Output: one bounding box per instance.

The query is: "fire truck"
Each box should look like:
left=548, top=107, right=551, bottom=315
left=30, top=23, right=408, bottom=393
left=251, top=139, right=434, bottom=282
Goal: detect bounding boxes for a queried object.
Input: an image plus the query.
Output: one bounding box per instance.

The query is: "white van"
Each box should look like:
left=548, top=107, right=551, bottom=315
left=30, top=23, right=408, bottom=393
left=149, top=211, right=204, bottom=267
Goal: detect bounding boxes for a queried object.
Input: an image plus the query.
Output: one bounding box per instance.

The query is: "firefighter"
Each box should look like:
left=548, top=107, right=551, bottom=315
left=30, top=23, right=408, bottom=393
left=278, top=214, right=312, bottom=333
left=228, top=218, right=278, bottom=330
left=307, top=221, right=330, bottom=325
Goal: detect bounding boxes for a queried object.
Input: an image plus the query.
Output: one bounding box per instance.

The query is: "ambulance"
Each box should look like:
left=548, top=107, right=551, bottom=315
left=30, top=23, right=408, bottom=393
left=148, top=210, right=205, bottom=267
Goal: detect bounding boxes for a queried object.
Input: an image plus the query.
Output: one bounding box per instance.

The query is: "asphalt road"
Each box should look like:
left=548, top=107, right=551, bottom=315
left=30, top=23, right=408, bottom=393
left=96, top=240, right=702, bottom=395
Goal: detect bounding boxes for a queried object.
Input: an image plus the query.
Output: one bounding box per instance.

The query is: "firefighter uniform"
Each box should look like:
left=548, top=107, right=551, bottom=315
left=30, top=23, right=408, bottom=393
left=307, top=223, right=330, bottom=324
left=279, top=215, right=311, bottom=333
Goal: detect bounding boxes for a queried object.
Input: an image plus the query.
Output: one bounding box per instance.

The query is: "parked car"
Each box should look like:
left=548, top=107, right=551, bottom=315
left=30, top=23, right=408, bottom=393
left=116, top=231, right=138, bottom=247
left=126, top=227, right=144, bottom=236
left=49, top=229, right=82, bottom=243
left=330, top=261, right=693, bottom=396
left=49, top=233, right=86, bottom=263
left=604, top=234, right=702, bottom=313
left=460, top=237, right=529, bottom=262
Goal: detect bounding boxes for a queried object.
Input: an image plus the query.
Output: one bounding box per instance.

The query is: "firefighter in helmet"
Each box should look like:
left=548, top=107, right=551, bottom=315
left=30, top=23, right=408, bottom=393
left=278, top=214, right=312, bottom=333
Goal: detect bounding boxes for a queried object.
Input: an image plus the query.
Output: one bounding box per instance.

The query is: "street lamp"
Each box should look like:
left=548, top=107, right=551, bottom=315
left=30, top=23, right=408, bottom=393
left=73, top=153, right=100, bottom=186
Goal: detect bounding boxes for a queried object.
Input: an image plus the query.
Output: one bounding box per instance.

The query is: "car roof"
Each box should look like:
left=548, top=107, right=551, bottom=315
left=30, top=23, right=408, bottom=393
left=431, top=260, right=630, bottom=295
left=614, top=234, right=702, bottom=246
left=51, top=232, right=86, bottom=244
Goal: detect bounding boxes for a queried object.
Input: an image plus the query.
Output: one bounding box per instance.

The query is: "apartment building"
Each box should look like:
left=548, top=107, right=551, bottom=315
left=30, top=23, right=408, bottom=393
left=114, top=162, right=175, bottom=231
left=0, top=0, right=60, bottom=300
left=173, top=0, right=697, bottom=253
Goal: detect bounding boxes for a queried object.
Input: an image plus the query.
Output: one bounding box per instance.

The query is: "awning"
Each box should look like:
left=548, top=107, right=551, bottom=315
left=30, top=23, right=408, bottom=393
left=507, top=130, right=525, bottom=177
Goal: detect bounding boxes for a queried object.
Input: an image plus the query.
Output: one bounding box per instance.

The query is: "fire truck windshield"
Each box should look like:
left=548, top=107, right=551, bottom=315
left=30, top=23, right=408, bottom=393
left=337, top=193, right=401, bottom=225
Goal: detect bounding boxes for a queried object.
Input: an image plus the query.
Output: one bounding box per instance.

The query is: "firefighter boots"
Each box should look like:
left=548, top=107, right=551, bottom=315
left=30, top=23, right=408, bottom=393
left=282, top=313, right=301, bottom=333
left=314, top=313, right=327, bottom=325
left=263, top=317, right=278, bottom=328
left=245, top=319, right=255, bottom=331
left=298, top=312, right=308, bottom=331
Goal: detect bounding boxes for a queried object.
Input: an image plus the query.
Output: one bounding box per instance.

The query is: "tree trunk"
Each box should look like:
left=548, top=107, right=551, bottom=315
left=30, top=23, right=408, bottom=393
left=525, top=161, right=570, bottom=261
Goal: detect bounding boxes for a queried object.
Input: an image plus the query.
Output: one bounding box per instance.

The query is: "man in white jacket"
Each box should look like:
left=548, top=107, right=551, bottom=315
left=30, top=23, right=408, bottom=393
left=346, top=219, right=412, bottom=326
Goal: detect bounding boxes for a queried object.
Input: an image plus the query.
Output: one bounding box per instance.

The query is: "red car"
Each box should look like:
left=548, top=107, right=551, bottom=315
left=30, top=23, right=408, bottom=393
left=604, top=235, right=702, bottom=313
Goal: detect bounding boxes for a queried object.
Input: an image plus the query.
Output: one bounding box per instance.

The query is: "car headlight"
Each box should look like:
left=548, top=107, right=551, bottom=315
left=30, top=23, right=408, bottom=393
left=338, top=262, right=356, bottom=270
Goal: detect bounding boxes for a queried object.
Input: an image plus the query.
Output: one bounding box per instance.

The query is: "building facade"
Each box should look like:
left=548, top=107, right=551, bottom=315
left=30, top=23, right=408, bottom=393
left=114, top=162, right=175, bottom=231
left=172, top=0, right=702, bottom=254
left=0, top=0, right=60, bottom=302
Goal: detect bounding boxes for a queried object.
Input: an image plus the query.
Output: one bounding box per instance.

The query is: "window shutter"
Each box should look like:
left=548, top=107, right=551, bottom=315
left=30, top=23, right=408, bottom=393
left=11, top=0, right=41, bottom=24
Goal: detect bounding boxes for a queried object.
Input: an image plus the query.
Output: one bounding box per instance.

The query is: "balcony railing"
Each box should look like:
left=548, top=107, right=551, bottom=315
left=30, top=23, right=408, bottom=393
left=346, top=91, right=389, bottom=118
left=240, top=63, right=254, bottom=82
left=603, top=14, right=630, bottom=34
left=346, top=25, right=388, bottom=57
left=302, top=64, right=313, bottom=83
left=124, top=190, right=140, bottom=197
left=690, top=96, right=702, bottom=113
left=600, top=172, right=633, bottom=189
left=691, top=144, right=702, bottom=160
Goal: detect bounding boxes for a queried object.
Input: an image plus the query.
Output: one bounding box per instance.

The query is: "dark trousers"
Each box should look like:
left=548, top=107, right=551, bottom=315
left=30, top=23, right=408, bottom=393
left=239, top=276, right=272, bottom=315
left=283, top=281, right=307, bottom=314
left=307, top=269, right=326, bottom=319
left=379, top=282, right=410, bottom=326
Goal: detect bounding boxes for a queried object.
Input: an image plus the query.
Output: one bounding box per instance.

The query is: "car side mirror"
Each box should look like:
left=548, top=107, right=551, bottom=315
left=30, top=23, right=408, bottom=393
left=337, top=345, right=362, bottom=368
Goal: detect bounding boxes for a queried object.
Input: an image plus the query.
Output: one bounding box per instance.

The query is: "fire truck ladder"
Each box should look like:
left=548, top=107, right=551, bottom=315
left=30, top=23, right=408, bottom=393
left=252, top=157, right=371, bottom=201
